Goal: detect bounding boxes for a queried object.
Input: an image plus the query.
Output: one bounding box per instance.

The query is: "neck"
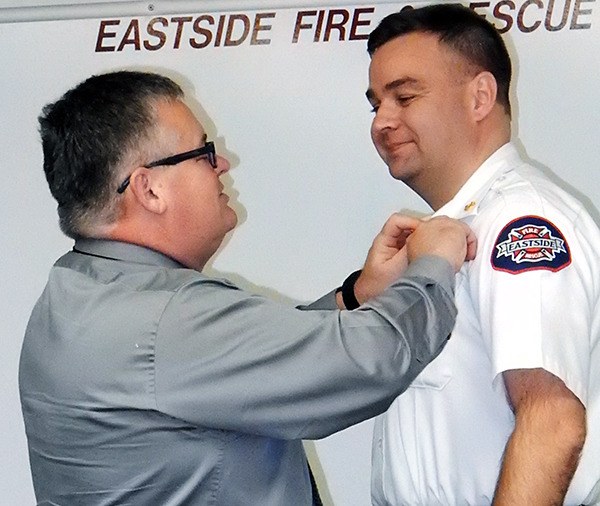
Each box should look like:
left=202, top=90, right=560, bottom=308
left=107, top=218, right=212, bottom=272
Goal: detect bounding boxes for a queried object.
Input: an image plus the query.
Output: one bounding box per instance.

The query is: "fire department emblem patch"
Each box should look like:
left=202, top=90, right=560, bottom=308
left=491, top=216, right=571, bottom=274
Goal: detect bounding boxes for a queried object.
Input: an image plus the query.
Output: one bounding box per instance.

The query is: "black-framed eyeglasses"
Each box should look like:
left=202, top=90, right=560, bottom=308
left=116, top=141, right=217, bottom=194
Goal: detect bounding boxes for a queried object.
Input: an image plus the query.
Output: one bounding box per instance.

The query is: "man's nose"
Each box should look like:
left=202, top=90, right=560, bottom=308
left=215, top=155, right=230, bottom=175
left=372, top=102, right=400, bottom=133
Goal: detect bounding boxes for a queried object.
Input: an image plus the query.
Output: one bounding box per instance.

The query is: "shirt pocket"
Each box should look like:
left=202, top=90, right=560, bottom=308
left=408, top=271, right=464, bottom=391
left=408, top=364, right=453, bottom=390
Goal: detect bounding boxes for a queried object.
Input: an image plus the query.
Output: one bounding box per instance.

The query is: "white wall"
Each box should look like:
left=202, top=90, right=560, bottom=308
left=1, top=1, right=598, bottom=504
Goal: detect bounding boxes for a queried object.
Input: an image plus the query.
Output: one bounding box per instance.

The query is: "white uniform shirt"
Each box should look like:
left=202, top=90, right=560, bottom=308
left=371, top=143, right=600, bottom=506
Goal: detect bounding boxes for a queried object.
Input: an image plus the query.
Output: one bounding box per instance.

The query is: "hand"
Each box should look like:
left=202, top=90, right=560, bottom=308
left=346, top=214, right=476, bottom=308
left=353, top=214, right=422, bottom=304
left=405, top=215, right=477, bottom=273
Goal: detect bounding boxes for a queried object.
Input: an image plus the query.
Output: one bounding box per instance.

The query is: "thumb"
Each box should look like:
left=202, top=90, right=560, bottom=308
left=377, top=213, right=422, bottom=248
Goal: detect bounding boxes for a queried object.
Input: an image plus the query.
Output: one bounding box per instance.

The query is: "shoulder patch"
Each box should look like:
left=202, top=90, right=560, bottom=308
left=491, top=215, right=571, bottom=274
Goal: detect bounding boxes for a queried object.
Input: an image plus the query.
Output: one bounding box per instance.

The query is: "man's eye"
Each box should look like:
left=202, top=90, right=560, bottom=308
left=369, top=103, right=380, bottom=113
left=397, top=95, right=415, bottom=105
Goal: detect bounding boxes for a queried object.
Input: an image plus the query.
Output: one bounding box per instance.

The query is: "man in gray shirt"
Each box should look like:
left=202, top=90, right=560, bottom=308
left=19, top=70, right=475, bottom=505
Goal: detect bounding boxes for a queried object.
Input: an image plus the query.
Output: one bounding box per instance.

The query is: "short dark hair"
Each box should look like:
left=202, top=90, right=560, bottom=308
left=368, top=4, right=512, bottom=115
left=39, top=70, right=183, bottom=238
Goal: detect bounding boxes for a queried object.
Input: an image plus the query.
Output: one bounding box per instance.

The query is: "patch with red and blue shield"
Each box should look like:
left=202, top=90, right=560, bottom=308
left=491, top=215, right=571, bottom=274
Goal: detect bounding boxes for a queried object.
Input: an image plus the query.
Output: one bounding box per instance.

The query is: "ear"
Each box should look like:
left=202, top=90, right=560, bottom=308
left=127, top=167, right=168, bottom=215
left=469, top=71, right=498, bottom=122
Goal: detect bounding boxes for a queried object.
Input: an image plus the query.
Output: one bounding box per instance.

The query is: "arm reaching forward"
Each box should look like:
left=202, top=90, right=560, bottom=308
left=340, top=214, right=476, bottom=309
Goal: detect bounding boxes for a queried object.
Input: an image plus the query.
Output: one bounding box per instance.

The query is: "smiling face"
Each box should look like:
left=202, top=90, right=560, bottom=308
left=367, top=32, right=479, bottom=207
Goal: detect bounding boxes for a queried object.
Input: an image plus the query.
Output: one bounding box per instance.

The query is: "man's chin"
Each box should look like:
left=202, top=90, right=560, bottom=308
left=226, top=208, right=239, bottom=230
left=386, top=162, right=412, bottom=182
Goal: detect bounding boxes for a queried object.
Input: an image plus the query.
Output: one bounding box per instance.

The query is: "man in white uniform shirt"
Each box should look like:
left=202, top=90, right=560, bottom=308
left=365, top=4, right=600, bottom=505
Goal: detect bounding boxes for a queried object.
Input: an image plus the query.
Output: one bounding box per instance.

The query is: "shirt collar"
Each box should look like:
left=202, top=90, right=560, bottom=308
left=434, top=142, right=521, bottom=220
left=73, top=238, right=184, bottom=269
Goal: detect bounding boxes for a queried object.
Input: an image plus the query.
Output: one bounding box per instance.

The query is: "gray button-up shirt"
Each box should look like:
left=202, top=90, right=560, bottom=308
left=19, top=239, right=456, bottom=505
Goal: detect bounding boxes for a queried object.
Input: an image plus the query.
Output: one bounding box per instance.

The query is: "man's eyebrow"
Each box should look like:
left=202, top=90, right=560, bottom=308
left=385, top=77, right=419, bottom=91
left=366, top=77, right=421, bottom=101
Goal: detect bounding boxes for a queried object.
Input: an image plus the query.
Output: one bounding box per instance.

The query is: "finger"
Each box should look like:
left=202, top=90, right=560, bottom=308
left=376, top=215, right=422, bottom=251
left=380, top=213, right=422, bottom=239
left=465, top=228, right=477, bottom=261
left=433, top=217, right=477, bottom=261
left=453, top=221, right=477, bottom=261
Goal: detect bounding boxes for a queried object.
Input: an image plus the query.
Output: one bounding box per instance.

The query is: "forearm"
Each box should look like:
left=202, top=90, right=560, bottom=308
left=493, top=371, right=586, bottom=505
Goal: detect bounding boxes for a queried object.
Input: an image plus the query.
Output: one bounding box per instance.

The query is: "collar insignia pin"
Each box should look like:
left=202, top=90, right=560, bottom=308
left=464, top=201, right=476, bottom=212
